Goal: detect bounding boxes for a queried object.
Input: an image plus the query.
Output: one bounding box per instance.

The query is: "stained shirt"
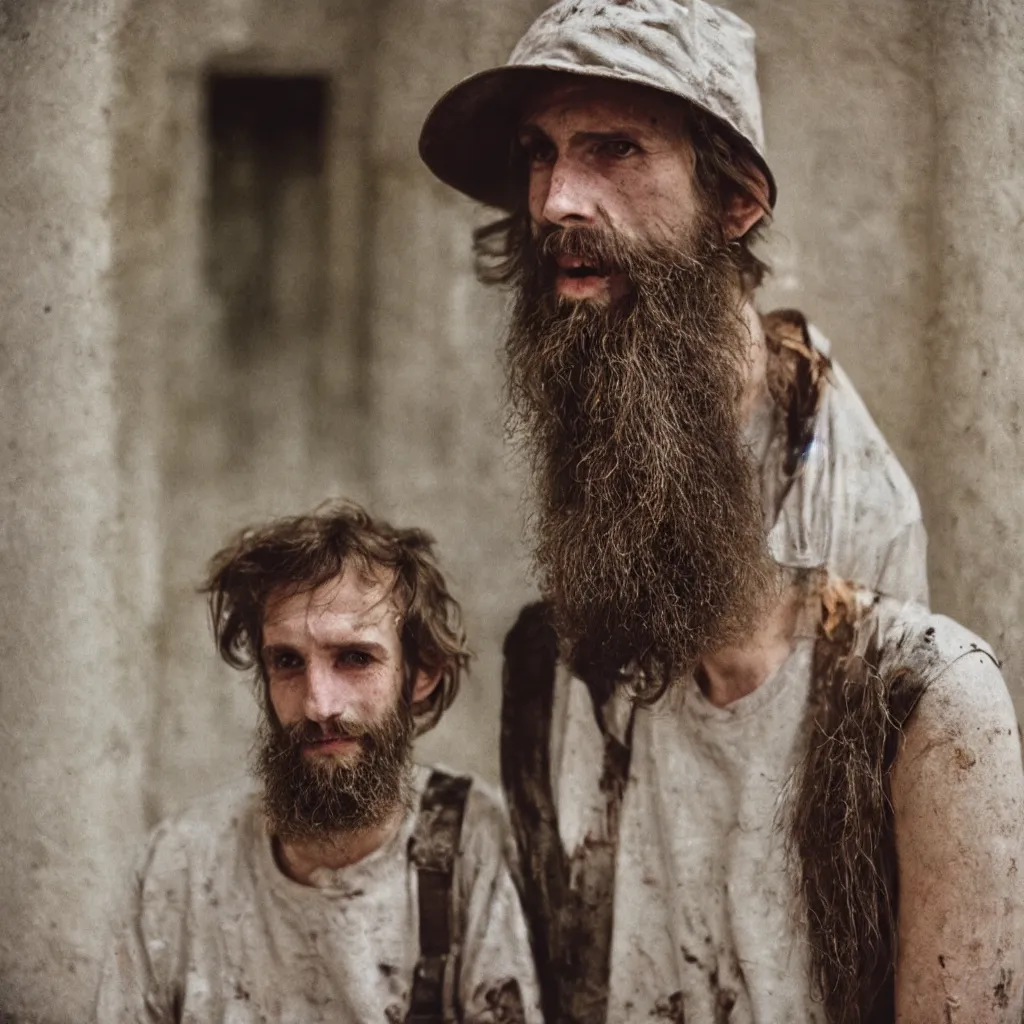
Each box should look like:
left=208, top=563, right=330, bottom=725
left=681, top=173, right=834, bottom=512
left=761, top=325, right=928, bottom=605
left=605, top=601, right=995, bottom=1022
left=96, top=764, right=542, bottom=1024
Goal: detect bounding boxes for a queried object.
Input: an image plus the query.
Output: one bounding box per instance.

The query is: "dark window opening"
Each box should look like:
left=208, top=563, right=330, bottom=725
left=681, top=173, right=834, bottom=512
left=205, top=74, right=329, bottom=358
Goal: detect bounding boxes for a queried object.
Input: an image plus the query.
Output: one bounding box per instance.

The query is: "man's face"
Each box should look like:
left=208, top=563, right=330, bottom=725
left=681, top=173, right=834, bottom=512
left=519, top=79, right=703, bottom=305
left=262, top=567, right=406, bottom=748
left=255, top=567, right=414, bottom=839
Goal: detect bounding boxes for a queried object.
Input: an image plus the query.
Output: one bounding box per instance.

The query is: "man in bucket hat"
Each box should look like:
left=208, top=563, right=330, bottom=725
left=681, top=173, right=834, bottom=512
left=421, top=2, right=1024, bottom=1022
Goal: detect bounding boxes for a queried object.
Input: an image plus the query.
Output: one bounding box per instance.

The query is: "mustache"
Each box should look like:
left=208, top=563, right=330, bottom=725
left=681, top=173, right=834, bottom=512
left=533, top=224, right=630, bottom=275
left=529, top=221, right=714, bottom=281
left=265, top=715, right=371, bottom=756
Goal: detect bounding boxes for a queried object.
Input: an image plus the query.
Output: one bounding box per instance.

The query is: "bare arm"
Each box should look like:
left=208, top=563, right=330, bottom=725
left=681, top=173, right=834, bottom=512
left=891, top=649, right=1024, bottom=1022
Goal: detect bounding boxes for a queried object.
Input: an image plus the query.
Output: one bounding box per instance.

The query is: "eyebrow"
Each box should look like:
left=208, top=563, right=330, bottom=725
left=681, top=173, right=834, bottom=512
left=518, top=123, right=645, bottom=145
left=261, top=639, right=390, bottom=660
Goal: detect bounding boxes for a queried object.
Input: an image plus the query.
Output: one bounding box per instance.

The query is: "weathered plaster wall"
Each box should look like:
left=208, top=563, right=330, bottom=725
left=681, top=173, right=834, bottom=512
left=115, top=0, right=383, bottom=820
left=0, top=0, right=148, bottom=1019
left=925, top=0, right=1024, bottom=703
left=110, top=0, right=547, bottom=828
left=363, top=0, right=546, bottom=783
left=733, top=0, right=933, bottom=488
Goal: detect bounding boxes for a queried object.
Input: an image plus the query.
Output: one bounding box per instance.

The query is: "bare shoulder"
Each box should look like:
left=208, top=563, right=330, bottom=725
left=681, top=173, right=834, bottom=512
left=889, top=610, right=1020, bottom=868
left=893, top=613, right=1017, bottom=780
left=886, top=612, right=1024, bottom=1022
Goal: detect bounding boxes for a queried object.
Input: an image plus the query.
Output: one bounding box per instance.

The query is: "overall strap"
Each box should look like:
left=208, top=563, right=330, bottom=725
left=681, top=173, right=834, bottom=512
left=500, top=600, right=634, bottom=1024
left=406, top=770, right=473, bottom=1024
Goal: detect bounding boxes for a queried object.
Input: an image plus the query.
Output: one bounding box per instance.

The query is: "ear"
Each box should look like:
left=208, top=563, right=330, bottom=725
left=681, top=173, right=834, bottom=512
left=723, top=189, right=766, bottom=240
left=410, top=666, right=443, bottom=705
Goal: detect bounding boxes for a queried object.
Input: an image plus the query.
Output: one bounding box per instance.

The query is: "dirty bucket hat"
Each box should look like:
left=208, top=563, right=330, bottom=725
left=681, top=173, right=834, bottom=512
left=419, top=0, right=775, bottom=213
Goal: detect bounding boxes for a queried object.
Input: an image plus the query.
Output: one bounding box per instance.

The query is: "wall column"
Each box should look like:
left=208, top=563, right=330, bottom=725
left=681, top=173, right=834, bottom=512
left=365, top=0, right=547, bottom=777
left=924, top=0, right=1024, bottom=708
left=0, top=1, right=147, bottom=1017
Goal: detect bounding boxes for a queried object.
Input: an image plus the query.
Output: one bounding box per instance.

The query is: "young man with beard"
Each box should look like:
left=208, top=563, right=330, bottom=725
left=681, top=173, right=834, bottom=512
left=96, top=502, right=541, bottom=1024
left=419, top=2, right=1024, bottom=1022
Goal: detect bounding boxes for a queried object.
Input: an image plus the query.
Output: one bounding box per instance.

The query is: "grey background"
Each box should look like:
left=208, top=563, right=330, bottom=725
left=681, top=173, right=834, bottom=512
left=0, top=0, right=1022, bottom=1017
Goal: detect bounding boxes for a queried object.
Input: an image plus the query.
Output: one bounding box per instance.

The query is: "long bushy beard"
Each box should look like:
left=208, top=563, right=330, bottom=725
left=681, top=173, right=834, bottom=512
left=255, top=700, right=414, bottom=842
left=504, top=219, right=776, bottom=694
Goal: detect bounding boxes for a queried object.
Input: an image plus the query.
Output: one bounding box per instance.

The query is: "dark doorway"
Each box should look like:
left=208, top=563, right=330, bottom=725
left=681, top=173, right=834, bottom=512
left=205, top=74, right=330, bottom=358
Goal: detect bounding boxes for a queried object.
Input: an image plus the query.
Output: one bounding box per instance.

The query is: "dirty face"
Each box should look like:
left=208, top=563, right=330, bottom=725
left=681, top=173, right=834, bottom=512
left=519, top=78, right=703, bottom=305
left=254, top=567, right=423, bottom=839
left=261, top=567, right=408, bottom=758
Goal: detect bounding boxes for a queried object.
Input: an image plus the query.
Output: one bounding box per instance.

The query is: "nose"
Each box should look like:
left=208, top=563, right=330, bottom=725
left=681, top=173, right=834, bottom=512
left=532, top=156, right=597, bottom=228
left=302, top=658, right=345, bottom=723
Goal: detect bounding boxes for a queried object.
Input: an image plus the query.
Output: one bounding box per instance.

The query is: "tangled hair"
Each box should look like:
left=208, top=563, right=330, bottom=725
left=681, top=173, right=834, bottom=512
left=203, top=500, right=471, bottom=735
left=787, top=581, right=941, bottom=1023
left=474, top=95, right=771, bottom=295
left=790, top=626, right=902, bottom=1023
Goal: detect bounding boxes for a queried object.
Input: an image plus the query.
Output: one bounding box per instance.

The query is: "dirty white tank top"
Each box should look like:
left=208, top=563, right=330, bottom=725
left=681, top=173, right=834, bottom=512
left=550, top=631, right=825, bottom=1023
left=547, top=595, right=1002, bottom=1022
left=605, top=636, right=824, bottom=1022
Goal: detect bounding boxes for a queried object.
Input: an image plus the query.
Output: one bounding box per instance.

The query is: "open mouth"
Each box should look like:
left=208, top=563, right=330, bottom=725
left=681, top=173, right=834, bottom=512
left=556, top=255, right=608, bottom=279
left=561, top=263, right=604, bottom=278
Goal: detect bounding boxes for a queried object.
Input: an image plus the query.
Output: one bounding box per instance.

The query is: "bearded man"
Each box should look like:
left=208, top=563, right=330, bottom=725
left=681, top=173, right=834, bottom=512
left=96, top=501, right=541, bottom=1024
left=418, top=2, right=1024, bottom=1022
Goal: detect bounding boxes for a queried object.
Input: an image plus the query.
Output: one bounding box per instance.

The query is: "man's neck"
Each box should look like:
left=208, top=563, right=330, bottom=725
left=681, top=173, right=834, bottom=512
left=697, top=580, right=807, bottom=707
left=274, top=803, right=406, bottom=885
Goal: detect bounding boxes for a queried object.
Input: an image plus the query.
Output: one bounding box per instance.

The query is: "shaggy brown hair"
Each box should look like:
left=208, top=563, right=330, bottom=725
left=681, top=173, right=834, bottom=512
left=203, top=500, right=471, bottom=735
left=473, top=96, right=771, bottom=294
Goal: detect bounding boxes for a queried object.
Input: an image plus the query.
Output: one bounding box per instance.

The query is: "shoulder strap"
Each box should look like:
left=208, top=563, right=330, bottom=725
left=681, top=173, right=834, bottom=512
left=500, top=602, right=567, bottom=1023
left=500, top=600, right=633, bottom=1024
left=406, top=770, right=473, bottom=1024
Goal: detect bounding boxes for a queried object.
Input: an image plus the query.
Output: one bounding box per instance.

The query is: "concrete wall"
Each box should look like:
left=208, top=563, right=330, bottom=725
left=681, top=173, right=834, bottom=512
left=111, top=0, right=547, bottom=826
left=0, top=1, right=148, bottom=1019
left=2, top=0, right=1023, bottom=1017
left=925, top=0, right=1024, bottom=697
left=736, top=0, right=933, bottom=487
left=115, top=0, right=383, bottom=822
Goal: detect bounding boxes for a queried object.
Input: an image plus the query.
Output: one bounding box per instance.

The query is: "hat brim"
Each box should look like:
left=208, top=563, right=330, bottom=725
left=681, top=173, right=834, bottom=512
left=419, top=64, right=777, bottom=212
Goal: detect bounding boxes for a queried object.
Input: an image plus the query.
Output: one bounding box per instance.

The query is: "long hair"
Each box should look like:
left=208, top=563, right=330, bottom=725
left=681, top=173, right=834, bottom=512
left=203, top=499, right=471, bottom=735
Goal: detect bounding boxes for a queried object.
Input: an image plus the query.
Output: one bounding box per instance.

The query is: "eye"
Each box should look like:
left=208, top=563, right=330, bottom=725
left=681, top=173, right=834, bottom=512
left=337, top=649, right=374, bottom=669
left=520, top=136, right=556, bottom=166
left=598, top=138, right=640, bottom=159
left=268, top=649, right=303, bottom=672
